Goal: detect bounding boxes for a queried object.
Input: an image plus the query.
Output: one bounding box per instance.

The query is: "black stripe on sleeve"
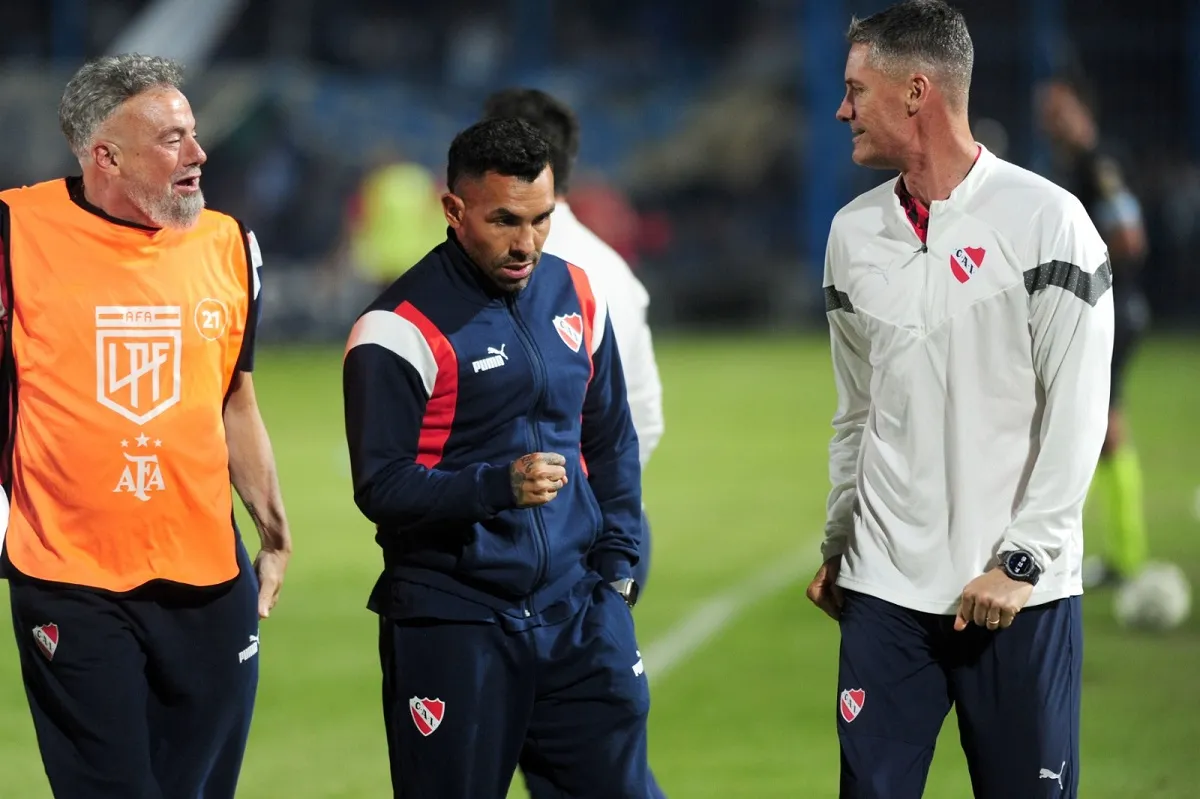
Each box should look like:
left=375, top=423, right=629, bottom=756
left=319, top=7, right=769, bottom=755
left=234, top=220, right=259, bottom=372
left=824, top=285, right=855, bottom=314
left=1023, top=257, right=1113, bottom=307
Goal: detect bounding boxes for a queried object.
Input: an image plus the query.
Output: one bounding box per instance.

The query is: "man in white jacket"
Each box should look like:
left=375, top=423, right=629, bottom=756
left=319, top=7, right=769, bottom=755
left=805, top=2, right=1113, bottom=797
left=483, top=89, right=666, bottom=598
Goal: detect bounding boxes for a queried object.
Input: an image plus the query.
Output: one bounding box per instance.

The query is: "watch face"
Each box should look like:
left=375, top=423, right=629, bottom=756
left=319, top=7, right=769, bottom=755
left=1007, top=551, right=1034, bottom=576
left=612, top=578, right=639, bottom=606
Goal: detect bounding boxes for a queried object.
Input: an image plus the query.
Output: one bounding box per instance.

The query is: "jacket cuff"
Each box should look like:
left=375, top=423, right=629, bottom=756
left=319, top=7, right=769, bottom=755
left=821, top=528, right=850, bottom=561
left=996, top=535, right=1051, bottom=573
left=593, top=551, right=634, bottom=584
left=479, top=464, right=517, bottom=515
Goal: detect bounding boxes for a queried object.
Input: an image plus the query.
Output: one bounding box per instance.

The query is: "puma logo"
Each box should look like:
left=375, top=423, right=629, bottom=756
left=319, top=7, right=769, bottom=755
left=1038, top=760, right=1065, bottom=789
left=473, top=344, right=509, bottom=373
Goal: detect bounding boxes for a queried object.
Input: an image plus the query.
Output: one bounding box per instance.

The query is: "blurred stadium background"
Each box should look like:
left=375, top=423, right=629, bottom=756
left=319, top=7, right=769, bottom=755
left=0, top=0, right=1198, bottom=796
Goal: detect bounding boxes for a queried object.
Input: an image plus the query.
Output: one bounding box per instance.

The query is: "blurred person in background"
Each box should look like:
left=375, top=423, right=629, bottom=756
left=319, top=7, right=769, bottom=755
left=347, top=146, right=447, bottom=291
left=0, top=54, right=291, bottom=799
left=568, top=177, right=652, bottom=268
left=1037, top=72, right=1151, bottom=589
left=482, top=87, right=665, bottom=596
left=807, top=2, right=1112, bottom=796
left=342, top=117, right=653, bottom=798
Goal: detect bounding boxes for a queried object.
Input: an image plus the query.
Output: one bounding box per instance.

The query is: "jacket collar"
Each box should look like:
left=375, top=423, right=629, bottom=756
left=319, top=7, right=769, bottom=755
left=938, top=142, right=994, bottom=208
left=65, top=176, right=162, bottom=232
left=895, top=142, right=993, bottom=211
left=889, top=143, right=994, bottom=243
left=441, top=228, right=510, bottom=302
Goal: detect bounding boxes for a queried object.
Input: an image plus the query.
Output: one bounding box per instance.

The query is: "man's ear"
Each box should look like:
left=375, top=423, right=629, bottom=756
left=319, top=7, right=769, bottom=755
left=906, top=73, right=932, bottom=116
left=90, top=140, right=121, bottom=173
left=442, top=191, right=465, bottom=229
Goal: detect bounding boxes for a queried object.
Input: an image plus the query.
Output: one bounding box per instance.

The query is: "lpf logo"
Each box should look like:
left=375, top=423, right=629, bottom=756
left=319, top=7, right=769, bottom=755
left=96, top=306, right=182, bottom=425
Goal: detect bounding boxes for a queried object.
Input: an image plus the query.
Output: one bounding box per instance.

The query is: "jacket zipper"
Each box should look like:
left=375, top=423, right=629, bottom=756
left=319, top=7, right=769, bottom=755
left=506, top=294, right=551, bottom=595
left=920, top=207, right=933, bottom=332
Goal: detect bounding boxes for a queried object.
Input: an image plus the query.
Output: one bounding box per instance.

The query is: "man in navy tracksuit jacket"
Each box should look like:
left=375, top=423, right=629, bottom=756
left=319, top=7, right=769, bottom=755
left=342, top=117, right=655, bottom=798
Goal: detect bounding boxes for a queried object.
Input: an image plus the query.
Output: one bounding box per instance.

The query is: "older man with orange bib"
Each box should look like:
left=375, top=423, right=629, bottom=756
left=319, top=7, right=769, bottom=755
left=0, top=54, right=292, bottom=799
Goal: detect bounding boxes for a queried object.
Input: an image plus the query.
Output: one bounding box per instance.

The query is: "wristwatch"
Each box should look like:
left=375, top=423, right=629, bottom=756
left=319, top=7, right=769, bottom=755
left=998, top=550, right=1042, bottom=586
left=609, top=578, right=640, bottom=608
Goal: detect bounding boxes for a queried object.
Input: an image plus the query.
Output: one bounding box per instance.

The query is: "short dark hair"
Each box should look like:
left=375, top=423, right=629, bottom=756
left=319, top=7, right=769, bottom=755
left=846, top=0, right=973, bottom=108
left=482, top=88, right=581, bottom=194
left=446, top=117, right=552, bottom=195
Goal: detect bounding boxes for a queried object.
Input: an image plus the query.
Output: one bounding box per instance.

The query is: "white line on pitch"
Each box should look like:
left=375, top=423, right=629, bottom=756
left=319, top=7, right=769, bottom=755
left=641, top=545, right=819, bottom=685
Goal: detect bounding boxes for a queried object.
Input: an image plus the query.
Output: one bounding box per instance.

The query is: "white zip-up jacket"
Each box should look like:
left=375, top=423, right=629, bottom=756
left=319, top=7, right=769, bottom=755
left=821, top=145, right=1115, bottom=615
left=545, top=202, right=665, bottom=467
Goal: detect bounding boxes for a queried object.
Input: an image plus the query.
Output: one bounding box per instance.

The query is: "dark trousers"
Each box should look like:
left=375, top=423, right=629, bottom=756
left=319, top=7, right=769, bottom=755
left=631, top=510, right=666, bottom=797
left=380, top=577, right=654, bottom=798
left=9, top=541, right=260, bottom=799
left=836, top=590, right=1083, bottom=799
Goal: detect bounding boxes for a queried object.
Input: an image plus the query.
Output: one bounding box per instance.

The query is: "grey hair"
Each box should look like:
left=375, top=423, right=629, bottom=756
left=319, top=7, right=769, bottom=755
left=846, top=0, right=974, bottom=109
left=59, top=53, right=186, bottom=159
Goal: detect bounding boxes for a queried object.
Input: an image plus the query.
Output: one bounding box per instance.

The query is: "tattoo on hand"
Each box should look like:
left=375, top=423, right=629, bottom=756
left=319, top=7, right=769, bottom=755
left=511, top=461, right=527, bottom=501
left=511, top=454, right=546, bottom=503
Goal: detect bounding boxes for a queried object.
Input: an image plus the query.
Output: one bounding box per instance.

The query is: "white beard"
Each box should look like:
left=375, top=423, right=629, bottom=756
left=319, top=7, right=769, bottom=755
left=129, top=180, right=205, bottom=229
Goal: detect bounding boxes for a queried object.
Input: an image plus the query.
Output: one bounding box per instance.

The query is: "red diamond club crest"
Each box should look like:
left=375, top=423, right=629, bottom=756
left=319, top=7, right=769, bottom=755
left=553, top=313, right=584, bottom=353
left=950, top=246, right=986, bottom=283
left=839, top=688, right=865, bottom=723
left=33, top=623, right=58, bottom=662
left=409, top=697, right=445, bottom=737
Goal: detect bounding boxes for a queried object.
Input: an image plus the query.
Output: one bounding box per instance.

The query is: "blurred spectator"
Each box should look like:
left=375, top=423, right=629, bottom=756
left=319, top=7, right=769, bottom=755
left=567, top=177, right=671, bottom=270
left=346, top=150, right=447, bottom=290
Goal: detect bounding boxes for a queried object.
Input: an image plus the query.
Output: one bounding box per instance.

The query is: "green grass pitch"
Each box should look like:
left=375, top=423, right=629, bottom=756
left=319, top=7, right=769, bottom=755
left=0, top=334, right=1196, bottom=797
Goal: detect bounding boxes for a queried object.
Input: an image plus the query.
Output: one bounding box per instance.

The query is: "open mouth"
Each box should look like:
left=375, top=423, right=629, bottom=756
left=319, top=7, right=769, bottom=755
left=500, top=263, right=533, bottom=280
left=174, top=175, right=201, bottom=192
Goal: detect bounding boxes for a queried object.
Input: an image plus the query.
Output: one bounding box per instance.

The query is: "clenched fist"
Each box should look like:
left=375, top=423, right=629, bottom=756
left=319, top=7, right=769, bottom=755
left=806, top=556, right=845, bottom=621
left=510, top=452, right=568, bottom=507
left=954, top=567, right=1034, bottom=631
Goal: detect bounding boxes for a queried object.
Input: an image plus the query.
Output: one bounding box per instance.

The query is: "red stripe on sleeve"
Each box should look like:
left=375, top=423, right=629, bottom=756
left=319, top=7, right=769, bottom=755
left=394, top=301, right=458, bottom=469
left=566, top=263, right=596, bottom=382
left=566, top=263, right=597, bottom=477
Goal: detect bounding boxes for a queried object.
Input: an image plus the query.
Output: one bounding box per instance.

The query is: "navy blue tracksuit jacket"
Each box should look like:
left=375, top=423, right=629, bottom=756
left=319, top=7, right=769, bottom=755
left=343, top=232, right=643, bottom=624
